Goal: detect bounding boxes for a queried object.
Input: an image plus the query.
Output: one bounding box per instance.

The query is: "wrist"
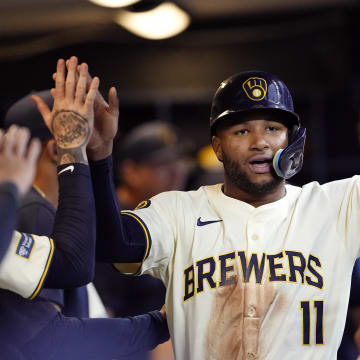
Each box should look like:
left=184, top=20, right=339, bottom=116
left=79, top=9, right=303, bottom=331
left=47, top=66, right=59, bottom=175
left=57, top=146, right=88, bottom=166
left=87, top=142, right=113, bottom=161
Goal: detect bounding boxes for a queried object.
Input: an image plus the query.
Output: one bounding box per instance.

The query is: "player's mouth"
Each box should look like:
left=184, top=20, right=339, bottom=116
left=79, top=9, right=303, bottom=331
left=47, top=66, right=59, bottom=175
left=248, top=155, right=273, bottom=174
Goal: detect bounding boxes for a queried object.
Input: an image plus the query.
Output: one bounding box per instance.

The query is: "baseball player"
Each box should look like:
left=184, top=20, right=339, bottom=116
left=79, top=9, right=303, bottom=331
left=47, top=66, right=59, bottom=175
left=89, top=70, right=360, bottom=359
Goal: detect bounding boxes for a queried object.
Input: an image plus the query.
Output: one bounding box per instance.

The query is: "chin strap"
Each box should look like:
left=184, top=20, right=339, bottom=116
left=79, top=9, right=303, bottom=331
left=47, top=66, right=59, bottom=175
left=273, top=127, right=306, bottom=180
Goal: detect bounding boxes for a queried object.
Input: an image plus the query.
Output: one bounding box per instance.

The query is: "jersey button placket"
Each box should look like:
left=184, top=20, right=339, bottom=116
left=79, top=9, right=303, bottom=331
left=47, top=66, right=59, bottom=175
left=246, top=218, right=264, bottom=251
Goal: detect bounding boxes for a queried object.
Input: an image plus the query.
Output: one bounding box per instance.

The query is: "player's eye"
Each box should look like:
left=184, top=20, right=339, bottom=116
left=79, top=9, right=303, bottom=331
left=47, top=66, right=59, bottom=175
left=235, top=129, right=248, bottom=135
left=266, top=126, right=279, bottom=132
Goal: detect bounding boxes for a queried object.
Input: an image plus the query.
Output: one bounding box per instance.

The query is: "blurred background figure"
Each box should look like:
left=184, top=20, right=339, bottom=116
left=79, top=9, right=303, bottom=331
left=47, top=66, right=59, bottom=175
left=4, top=90, right=107, bottom=319
left=114, top=121, right=189, bottom=209
left=94, top=120, right=190, bottom=360
left=185, top=144, right=224, bottom=190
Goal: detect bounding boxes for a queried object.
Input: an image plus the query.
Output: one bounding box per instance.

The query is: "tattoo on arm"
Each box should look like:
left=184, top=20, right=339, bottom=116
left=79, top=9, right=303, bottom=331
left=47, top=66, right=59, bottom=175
left=52, top=110, right=90, bottom=165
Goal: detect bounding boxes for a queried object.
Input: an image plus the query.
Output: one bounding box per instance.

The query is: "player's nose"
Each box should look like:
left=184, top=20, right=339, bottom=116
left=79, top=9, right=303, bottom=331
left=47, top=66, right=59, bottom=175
left=249, top=131, right=269, bottom=151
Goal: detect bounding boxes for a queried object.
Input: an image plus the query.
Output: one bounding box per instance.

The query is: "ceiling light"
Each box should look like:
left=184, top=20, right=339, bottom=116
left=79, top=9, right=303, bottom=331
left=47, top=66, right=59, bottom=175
left=114, top=2, right=190, bottom=40
left=88, top=0, right=141, bottom=8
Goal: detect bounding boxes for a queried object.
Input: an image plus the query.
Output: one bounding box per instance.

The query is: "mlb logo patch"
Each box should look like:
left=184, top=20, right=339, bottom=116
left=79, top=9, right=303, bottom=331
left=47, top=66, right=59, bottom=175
left=16, top=233, right=35, bottom=259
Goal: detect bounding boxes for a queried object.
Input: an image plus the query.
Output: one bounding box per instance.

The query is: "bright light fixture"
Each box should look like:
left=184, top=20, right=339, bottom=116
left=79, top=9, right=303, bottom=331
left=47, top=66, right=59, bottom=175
left=114, top=2, right=190, bottom=40
left=88, top=0, right=141, bottom=8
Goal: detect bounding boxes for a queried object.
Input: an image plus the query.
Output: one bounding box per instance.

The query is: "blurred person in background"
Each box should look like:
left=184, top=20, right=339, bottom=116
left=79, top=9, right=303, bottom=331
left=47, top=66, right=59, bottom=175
left=185, top=144, right=224, bottom=191
left=4, top=89, right=107, bottom=318
left=94, top=121, right=189, bottom=360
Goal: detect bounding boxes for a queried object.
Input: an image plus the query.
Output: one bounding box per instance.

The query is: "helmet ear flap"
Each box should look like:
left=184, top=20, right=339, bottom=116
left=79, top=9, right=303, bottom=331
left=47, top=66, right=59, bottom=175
left=273, top=127, right=306, bottom=179
left=289, top=125, right=300, bottom=143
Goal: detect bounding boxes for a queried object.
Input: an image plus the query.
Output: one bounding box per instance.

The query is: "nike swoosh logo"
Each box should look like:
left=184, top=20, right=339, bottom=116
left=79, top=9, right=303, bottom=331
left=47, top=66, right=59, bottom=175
left=197, top=217, right=222, bottom=227
left=57, top=165, right=74, bottom=175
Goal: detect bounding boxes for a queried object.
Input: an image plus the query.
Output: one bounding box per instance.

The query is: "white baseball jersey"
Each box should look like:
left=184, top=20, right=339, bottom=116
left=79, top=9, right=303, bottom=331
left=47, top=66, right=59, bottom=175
left=0, top=231, right=54, bottom=300
left=120, top=176, right=360, bottom=360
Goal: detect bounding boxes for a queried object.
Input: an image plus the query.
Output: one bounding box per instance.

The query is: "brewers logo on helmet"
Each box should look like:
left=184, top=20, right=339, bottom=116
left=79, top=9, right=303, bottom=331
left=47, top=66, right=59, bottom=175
left=242, top=77, right=267, bottom=101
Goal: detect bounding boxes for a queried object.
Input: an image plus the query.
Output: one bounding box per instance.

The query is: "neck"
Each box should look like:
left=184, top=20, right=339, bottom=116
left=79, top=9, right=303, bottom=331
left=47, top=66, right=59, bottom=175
left=223, top=178, right=286, bottom=207
left=116, top=186, right=139, bottom=210
left=33, top=167, right=59, bottom=208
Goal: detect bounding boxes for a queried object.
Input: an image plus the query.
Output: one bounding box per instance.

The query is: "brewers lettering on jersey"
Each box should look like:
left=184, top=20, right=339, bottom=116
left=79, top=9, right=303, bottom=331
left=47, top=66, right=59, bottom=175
left=104, top=70, right=358, bottom=360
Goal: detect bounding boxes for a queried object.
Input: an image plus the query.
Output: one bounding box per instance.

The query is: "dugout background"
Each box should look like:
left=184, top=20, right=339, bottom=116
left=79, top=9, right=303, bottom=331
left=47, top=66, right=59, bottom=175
left=0, top=0, right=360, bottom=186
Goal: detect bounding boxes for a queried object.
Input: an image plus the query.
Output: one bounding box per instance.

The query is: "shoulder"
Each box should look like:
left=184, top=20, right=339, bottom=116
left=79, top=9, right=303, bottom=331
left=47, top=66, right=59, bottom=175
left=299, top=176, right=360, bottom=196
left=150, top=184, right=220, bottom=210
left=17, top=188, right=56, bottom=235
left=289, top=176, right=360, bottom=210
left=18, top=188, right=55, bottom=215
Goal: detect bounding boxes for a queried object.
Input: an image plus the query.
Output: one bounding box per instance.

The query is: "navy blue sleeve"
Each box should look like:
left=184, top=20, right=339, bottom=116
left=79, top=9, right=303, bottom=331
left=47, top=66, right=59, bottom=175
left=349, top=258, right=360, bottom=306
left=90, top=157, right=147, bottom=263
left=45, top=164, right=96, bottom=288
left=0, top=182, right=19, bottom=262
left=17, top=202, right=55, bottom=237
left=20, top=310, right=170, bottom=358
left=117, top=310, right=170, bottom=354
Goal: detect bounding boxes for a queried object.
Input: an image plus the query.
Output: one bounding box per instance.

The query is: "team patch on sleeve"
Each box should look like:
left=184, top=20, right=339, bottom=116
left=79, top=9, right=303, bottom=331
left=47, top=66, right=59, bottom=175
left=134, top=200, right=151, bottom=210
left=15, top=233, right=35, bottom=259
left=0, top=231, right=54, bottom=299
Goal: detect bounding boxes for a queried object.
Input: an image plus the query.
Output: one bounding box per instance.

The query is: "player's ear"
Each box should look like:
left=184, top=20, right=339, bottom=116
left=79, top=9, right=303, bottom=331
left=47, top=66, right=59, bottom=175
left=211, top=135, right=223, bottom=162
left=45, top=139, right=57, bottom=163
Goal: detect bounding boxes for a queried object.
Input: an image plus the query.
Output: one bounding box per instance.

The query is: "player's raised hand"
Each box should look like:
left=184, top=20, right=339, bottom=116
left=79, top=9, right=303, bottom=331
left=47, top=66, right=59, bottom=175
left=52, top=64, right=119, bottom=161
left=0, top=126, right=41, bottom=196
left=32, top=56, right=99, bottom=165
left=87, top=84, right=119, bottom=161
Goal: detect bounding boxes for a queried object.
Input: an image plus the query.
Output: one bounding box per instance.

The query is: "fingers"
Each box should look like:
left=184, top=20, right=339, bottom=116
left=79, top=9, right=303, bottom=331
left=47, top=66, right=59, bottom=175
left=14, top=127, right=30, bottom=158
left=26, top=138, right=42, bottom=165
left=75, top=63, right=89, bottom=106
left=54, top=59, right=66, bottom=100
left=2, top=125, right=19, bottom=155
left=0, top=129, right=5, bottom=149
left=160, top=304, right=167, bottom=318
left=108, top=87, right=119, bottom=115
left=1, top=126, right=35, bottom=160
left=85, top=77, right=100, bottom=110
left=50, top=88, right=56, bottom=99
left=31, top=95, right=52, bottom=130
left=65, top=56, right=78, bottom=101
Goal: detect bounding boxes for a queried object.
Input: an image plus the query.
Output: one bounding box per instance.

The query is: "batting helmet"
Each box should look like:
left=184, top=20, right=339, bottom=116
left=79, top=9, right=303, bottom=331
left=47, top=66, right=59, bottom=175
left=210, top=70, right=306, bottom=179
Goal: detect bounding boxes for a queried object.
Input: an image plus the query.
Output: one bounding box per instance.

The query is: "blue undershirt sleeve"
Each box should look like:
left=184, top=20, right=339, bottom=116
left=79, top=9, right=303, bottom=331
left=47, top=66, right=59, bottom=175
left=90, top=157, right=147, bottom=263
left=45, top=163, right=96, bottom=288
left=0, top=182, right=19, bottom=262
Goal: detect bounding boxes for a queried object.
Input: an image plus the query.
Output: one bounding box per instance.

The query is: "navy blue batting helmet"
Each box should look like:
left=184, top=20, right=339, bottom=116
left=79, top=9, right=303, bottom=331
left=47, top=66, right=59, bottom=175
left=210, top=70, right=300, bottom=135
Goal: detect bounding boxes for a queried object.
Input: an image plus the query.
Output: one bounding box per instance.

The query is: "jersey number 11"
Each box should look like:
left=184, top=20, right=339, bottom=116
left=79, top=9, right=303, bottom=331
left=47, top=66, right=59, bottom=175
left=300, top=300, right=324, bottom=345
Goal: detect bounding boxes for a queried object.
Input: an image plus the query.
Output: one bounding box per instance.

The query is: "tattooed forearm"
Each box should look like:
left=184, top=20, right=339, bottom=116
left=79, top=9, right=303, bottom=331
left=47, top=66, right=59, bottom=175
left=52, top=110, right=90, bottom=165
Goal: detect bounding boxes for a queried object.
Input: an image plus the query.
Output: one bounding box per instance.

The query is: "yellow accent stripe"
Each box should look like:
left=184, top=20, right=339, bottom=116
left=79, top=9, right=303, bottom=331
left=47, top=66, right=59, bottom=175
left=29, top=237, right=55, bottom=300
left=122, top=212, right=150, bottom=262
